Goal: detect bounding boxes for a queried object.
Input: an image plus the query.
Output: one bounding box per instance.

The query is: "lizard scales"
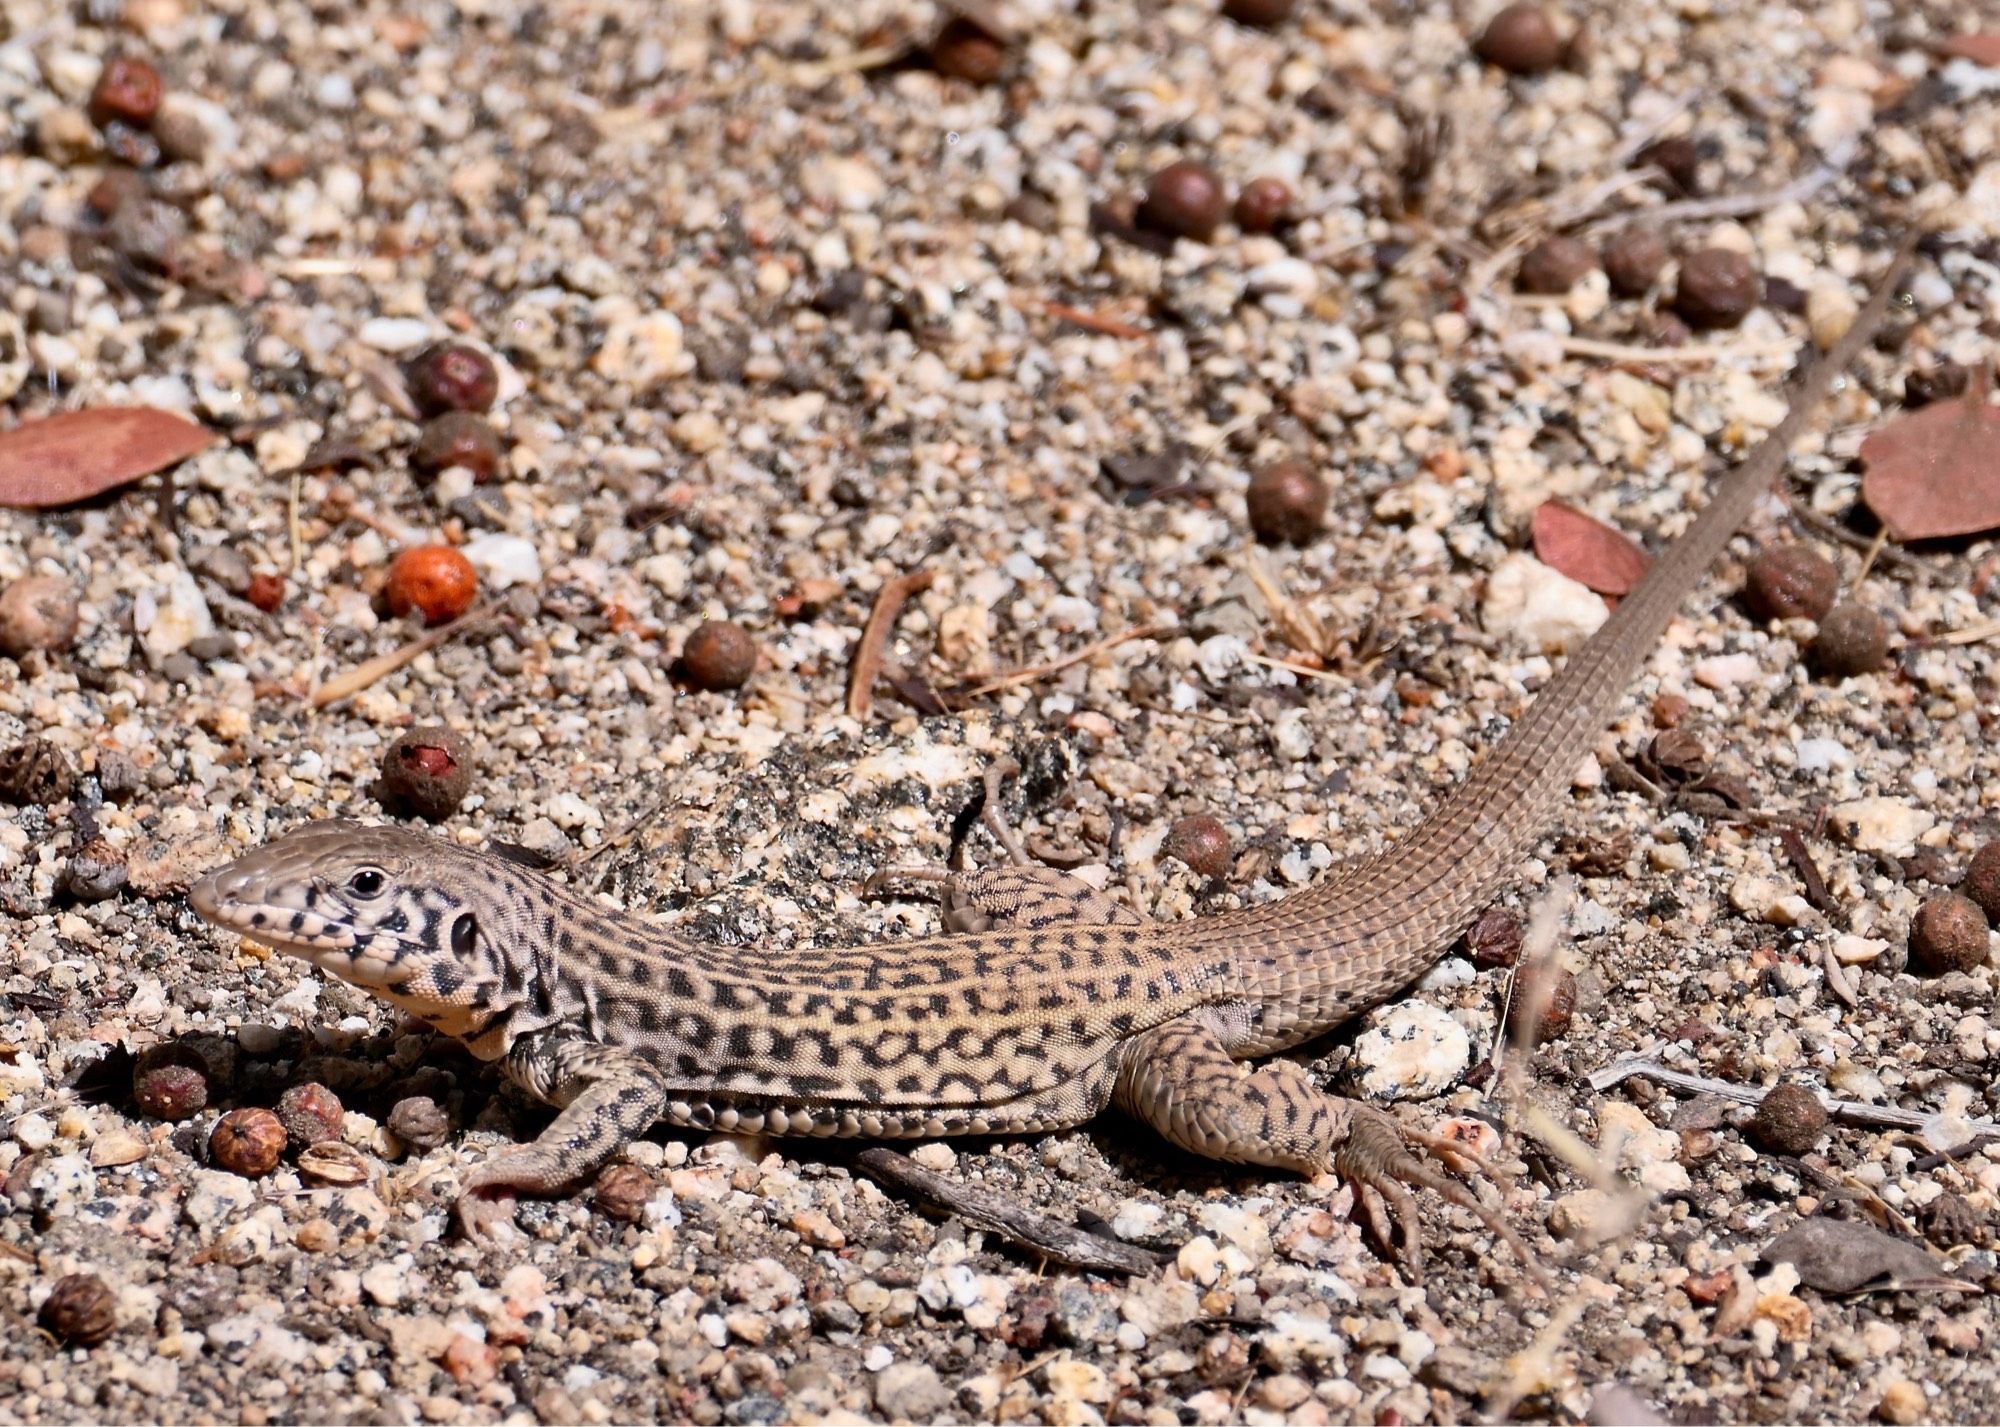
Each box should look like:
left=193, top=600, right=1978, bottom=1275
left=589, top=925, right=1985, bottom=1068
left=189, top=244, right=1910, bottom=1240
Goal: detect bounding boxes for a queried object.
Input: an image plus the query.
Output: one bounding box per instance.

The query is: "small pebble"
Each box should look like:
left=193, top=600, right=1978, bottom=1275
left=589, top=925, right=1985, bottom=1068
left=1508, top=962, right=1576, bottom=1044
left=0, top=738, right=74, bottom=806
left=1908, top=893, right=1989, bottom=976
left=276, top=1083, right=345, bottom=1149
left=89, top=55, right=163, bottom=130
left=1232, top=176, right=1293, bottom=234
left=1637, top=135, right=1701, bottom=192
left=380, top=725, right=474, bottom=821
left=1673, top=248, right=1763, bottom=330
left=39, top=1273, right=117, bottom=1347
left=1744, top=545, right=1839, bottom=622
left=406, top=342, right=499, bottom=415
left=1163, top=815, right=1232, bottom=878
left=1464, top=906, right=1523, bottom=968
left=0, top=575, right=82, bottom=656
left=930, top=16, right=1009, bottom=83
left=1473, top=4, right=1564, bottom=74
left=132, top=1044, right=209, bottom=1121
left=593, top=1163, right=658, bottom=1223
left=1221, top=0, right=1295, bottom=25
left=1516, top=235, right=1596, bottom=295
left=387, top=1096, right=451, bottom=1151
left=210, top=1108, right=287, bottom=1178
left=245, top=572, right=286, bottom=612
left=1747, top=1082, right=1827, bottom=1155
left=384, top=544, right=479, bottom=626
left=413, top=412, right=505, bottom=483
left=1964, top=843, right=2000, bottom=922
left=1244, top=459, right=1327, bottom=545
left=1810, top=602, right=1891, bottom=678
left=1139, top=161, right=1228, bottom=242
left=679, top=621, right=758, bottom=691
left=1601, top=228, right=1668, bottom=297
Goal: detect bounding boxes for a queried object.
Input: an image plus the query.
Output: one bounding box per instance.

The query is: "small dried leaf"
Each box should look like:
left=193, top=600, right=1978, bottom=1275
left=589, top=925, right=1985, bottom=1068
left=1939, top=32, right=2000, bottom=66
left=1531, top=501, right=1651, bottom=595
left=1761, top=1217, right=1968, bottom=1295
left=0, top=407, right=215, bottom=509
left=1860, top=372, right=2000, bottom=540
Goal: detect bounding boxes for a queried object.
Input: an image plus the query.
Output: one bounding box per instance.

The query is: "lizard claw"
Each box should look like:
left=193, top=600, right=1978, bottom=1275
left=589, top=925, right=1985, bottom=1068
left=1335, top=1106, right=1552, bottom=1296
left=455, top=1177, right=522, bottom=1244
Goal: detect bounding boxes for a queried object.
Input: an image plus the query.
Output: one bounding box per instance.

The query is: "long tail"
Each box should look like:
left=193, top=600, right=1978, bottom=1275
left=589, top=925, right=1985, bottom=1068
left=1194, top=234, right=1916, bottom=1050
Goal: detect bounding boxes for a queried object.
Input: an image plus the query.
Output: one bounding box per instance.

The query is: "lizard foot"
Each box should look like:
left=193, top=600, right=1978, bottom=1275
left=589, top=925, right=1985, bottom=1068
left=1334, top=1105, right=1552, bottom=1296
left=455, top=1168, right=524, bottom=1244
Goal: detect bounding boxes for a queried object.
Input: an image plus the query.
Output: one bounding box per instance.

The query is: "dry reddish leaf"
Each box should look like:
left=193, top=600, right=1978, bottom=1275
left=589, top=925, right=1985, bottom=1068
left=1939, top=32, right=2000, bottom=66
left=1531, top=501, right=1651, bottom=595
left=0, top=407, right=215, bottom=509
left=1860, top=370, right=2000, bottom=540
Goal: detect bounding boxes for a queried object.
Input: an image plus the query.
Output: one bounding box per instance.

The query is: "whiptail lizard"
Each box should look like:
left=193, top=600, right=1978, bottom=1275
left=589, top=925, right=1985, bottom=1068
left=189, top=241, right=1914, bottom=1259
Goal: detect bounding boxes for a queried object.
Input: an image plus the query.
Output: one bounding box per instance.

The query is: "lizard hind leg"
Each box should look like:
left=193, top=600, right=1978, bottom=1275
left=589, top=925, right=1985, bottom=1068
left=456, top=1034, right=672, bottom=1241
left=1114, top=1014, right=1548, bottom=1291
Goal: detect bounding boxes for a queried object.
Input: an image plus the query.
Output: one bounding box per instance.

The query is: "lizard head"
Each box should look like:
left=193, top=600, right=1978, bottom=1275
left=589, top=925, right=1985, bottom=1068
left=190, top=819, right=515, bottom=1040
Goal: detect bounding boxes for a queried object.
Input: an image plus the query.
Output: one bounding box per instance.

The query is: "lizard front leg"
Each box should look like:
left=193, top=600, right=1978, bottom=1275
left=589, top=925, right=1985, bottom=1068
left=1115, top=1013, right=1546, bottom=1288
left=458, top=1032, right=672, bottom=1240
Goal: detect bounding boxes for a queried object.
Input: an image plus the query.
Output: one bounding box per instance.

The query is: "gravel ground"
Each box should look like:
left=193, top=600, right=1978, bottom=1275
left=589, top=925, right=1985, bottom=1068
left=1, top=0, right=1998, bottom=1422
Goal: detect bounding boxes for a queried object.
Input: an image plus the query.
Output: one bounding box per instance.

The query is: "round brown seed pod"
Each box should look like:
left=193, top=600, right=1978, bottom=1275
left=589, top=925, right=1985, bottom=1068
left=1244, top=459, right=1327, bottom=545
left=1637, top=135, right=1701, bottom=192
left=1464, top=907, right=1524, bottom=969
left=1163, top=815, right=1232, bottom=879
left=1139, top=161, right=1229, bottom=242
left=406, top=341, right=498, bottom=416
left=39, top=1273, right=117, bottom=1347
left=1743, top=545, right=1838, bottom=623
left=0, top=575, right=81, bottom=657
left=1221, top=0, right=1295, bottom=25
left=930, top=17, right=1009, bottom=83
left=1747, top=1082, right=1827, bottom=1155
left=244, top=572, right=286, bottom=613
left=412, top=412, right=505, bottom=484
left=1908, top=893, right=1990, bottom=976
left=1472, top=4, right=1564, bottom=74
left=1673, top=248, right=1763, bottom=330
left=1516, top=235, right=1596, bottom=295
left=1809, top=602, right=1891, bottom=679
left=593, top=1163, right=658, bottom=1224
left=89, top=56, right=163, bottom=130
left=1232, top=176, right=1294, bottom=234
left=381, top=725, right=473, bottom=821
left=210, top=1108, right=287, bottom=1178
left=275, top=1083, right=345, bottom=1149
left=679, top=621, right=758, bottom=691
left=1601, top=228, right=1669, bottom=297
left=387, top=1096, right=451, bottom=1152
left=62, top=837, right=127, bottom=903
left=1508, top=963, right=1576, bottom=1044
left=1965, top=842, right=2000, bottom=923
left=132, top=1043, right=209, bottom=1121
left=0, top=738, right=74, bottom=807
left=383, top=544, right=479, bottom=626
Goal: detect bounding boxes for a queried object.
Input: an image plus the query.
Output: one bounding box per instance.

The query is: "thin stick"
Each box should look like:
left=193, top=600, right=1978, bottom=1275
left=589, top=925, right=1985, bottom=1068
left=1039, top=301, right=1150, bottom=341
left=846, top=568, right=935, bottom=720
left=949, top=624, right=1166, bottom=699
left=1588, top=1058, right=2000, bottom=1142
left=1555, top=335, right=1798, bottom=365
left=1853, top=525, right=1890, bottom=585
left=1241, top=651, right=1347, bottom=683
left=308, top=601, right=501, bottom=709
left=1916, top=617, right=2000, bottom=649
left=1609, top=164, right=1838, bottom=230
left=855, top=1147, right=1164, bottom=1276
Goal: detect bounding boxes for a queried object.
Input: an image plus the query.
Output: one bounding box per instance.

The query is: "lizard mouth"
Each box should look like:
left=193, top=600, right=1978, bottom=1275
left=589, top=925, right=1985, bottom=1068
left=188, top=868, right=360, bottom=954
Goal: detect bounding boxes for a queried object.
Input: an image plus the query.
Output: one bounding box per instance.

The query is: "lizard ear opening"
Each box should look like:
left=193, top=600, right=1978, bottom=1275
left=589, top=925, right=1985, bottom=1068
left=451, top=913, right=477, bottom=958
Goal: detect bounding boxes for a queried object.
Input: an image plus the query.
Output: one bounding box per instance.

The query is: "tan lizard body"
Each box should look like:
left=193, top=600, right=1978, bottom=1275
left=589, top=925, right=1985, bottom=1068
left=189, top=243, right=1911, bottom=1249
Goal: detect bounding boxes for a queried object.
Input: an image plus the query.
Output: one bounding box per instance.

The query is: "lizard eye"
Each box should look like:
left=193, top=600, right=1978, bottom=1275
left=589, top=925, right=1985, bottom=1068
left=450, top=913, right=477, bottom=958
left=347, top=869, right=387, bottom=899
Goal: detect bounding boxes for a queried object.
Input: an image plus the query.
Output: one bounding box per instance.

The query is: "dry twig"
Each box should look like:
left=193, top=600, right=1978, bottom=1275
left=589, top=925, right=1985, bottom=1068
left=309, top=601, right=501, bottom=710
left=948, top=624, right=1166, bottom=700
left=855, top=1148, right=1164, bottom=1276
left=846, top=568, right=935, bottom=720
